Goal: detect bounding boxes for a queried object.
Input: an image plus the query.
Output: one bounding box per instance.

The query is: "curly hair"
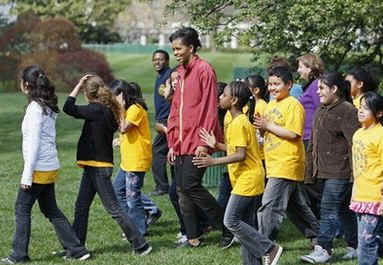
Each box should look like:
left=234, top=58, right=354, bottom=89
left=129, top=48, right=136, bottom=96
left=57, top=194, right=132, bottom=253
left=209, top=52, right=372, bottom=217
left=83, top=75, right=121, bottom=126
left=21, top=65, right=59, bottom=114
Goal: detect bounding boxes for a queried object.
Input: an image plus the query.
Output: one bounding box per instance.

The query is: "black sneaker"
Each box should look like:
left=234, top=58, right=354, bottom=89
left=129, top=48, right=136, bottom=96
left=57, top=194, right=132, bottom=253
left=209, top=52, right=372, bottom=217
left=219, top=235, right=235, bottom=250
left=149, top=190, right=168, bottom=196
left=63, top=250, right=91, bottom=261
left=147, top=209, right=162, bottom=226
left=134, top=244, right=152, bottom=256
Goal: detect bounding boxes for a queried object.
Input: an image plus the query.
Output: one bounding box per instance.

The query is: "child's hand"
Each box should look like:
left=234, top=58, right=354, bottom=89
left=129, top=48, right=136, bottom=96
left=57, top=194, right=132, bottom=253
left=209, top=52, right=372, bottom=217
left=20, top=184, right=31, bottom=190
left=113, top=138, right=120, bottom=148
left=199, top=128, right=216, bottom=148
left=192, top=154, right=214, bottom=168
left=253, top=114, right=268, bottom=130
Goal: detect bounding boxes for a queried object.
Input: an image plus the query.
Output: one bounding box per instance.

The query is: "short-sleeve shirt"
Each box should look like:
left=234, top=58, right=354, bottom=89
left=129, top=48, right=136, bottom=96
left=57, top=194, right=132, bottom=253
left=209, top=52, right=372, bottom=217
left=225, top=113, right=265, bottom=196
left=120, top=104, right=152, bottom=172
left=264, top=96, right=305, bottom=181
left=352, top=124, right=383, bottom=203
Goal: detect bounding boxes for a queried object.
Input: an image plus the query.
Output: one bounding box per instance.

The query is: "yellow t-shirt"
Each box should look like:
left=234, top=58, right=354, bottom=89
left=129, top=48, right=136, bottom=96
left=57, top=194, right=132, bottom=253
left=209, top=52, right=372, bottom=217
left=255, top=99, right=268, bottom=161
left=33, top=170, right=59, bottom=184
left=264, top=96, right=305, bottom=181
left=352, top=124, right=383, bottom=203
left=120, top=104, right=152, bottom=172
left=353, top=94, right=362, bottom=109
left=225, top=113, right=265, bottom=196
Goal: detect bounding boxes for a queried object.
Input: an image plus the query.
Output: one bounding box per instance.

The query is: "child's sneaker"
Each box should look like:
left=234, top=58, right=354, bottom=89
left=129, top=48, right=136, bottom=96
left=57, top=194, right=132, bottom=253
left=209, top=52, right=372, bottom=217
left=341, top=247, right=357, bottom=259
left=1, top=256, right=30, bottom=264
left=63, top=251, right=91, bottom=261
left=175, top=234, right=188, bottom=244
left=134, top=244, right=152, bottom=256
left=263, top=244, right=283, bottom=265
left=301, top=245, right=331, bottom=264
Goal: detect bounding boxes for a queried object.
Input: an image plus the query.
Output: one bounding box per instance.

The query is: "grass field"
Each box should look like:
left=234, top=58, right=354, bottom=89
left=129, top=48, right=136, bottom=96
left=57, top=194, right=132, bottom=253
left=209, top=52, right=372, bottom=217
left=0, top=52, right=358, bottom=265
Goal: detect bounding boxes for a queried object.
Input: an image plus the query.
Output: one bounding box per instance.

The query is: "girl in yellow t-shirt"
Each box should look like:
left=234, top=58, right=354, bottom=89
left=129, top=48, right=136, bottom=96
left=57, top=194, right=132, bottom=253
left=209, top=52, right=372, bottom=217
left=193, top=81, right=282, bottom=265
left=345, top=67, right=378, bottom=109
left=113, top=81, right=152, bottom=237
left=245, top=74, right=269, bottom=165
left=349, top=91, right=383, bottom=265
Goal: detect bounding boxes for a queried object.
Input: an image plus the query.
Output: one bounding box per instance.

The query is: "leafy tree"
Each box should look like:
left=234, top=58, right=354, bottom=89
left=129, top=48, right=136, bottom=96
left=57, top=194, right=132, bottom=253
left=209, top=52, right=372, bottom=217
left=166, top=0, right=383, bottom=70
left=1, top=0, right=128, bottom=42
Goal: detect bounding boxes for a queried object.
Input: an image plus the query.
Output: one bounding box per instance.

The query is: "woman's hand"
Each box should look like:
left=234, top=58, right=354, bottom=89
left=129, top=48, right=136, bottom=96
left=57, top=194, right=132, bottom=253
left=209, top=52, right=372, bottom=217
left=167, top=148, right=176, bottom=165
left=199, top=128, right=216, bottom=149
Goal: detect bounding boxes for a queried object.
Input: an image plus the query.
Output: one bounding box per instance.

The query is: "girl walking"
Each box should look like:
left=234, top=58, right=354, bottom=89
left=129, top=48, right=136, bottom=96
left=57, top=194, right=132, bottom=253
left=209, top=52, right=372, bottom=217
left=112, top=81, right=152, bottom=236
left=193, top=81, right=282, bottom=265
left=1, top=66, right=90, bottom=264
left=63, top=74, right=151, bottom=255
left=350, top=91, right=383, bottom=265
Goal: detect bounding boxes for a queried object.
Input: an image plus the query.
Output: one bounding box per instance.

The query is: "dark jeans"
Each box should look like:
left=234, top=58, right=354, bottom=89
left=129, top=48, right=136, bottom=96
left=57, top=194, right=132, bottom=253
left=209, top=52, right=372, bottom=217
left=224, top=194, right=272, bottom=265
left=152, top=132, right=170, bottom=192
left=258, top=178, right=319, bottom=240
left=9, top=184, right=86, bottom=262
left=175, top=155, right=225, bottom=239
left=169, top=166, right=209, bottom=236
left=357, top=213, right=383, bottom=265
left=217, top=172, right=232, bottom=209
left=317, top=178, right=357, bottom=252
left=72, top=166, right=146, bottom=250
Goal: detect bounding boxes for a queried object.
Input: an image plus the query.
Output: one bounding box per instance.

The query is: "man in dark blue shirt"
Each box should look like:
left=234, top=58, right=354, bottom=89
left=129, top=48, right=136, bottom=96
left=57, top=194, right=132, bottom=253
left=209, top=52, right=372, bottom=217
left=151, top=49, right=172, bottom=196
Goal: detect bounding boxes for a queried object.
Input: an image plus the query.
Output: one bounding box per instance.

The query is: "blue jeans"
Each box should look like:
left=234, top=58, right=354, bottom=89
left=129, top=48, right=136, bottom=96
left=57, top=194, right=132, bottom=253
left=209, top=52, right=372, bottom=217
left=72, top=166, right=146, bottom=250
left=217, top=172, right=232, bottom=209
left=357, top=213, right=383, bottom=265
left=9, top=184, right=87, bottom=262
left=113, top=168, right=159, bottom=216
left=112, top=168, right=147, bottom=236
left=318, top=178, right=357, bottom=252
left=224, top=194, right=272, bottom=265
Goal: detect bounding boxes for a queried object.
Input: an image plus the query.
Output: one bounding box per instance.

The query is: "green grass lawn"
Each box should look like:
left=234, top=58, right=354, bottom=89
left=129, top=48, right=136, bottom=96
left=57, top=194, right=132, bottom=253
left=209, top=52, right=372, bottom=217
left=0, top=52, right=358, bottom=265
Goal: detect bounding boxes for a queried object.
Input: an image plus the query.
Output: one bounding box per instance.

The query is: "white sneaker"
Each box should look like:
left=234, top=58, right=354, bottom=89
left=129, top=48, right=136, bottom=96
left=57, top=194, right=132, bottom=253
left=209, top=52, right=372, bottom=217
left=176, top=232, right=183, bottom=239
left=175, top=235, right=188, bottom=244
left=301, top=245, right=331, bottom=264
left=342, top=247, right=357, bottom=259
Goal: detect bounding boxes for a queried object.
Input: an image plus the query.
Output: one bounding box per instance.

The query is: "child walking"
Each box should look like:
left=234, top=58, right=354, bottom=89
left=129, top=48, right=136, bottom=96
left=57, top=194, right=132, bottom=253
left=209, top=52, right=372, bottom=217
left=350, top=91, right=383, bottom=265
left=345, top=67, right=378, bottom=109
left=1, top=66, right=90, bottom=264
left=112, top=81, right=152, bottom=236
left=254, top=66, right=319, bottom=244
left=193, top=81, right=282, bottom=265
left=63, top=74, right=151, bottom=255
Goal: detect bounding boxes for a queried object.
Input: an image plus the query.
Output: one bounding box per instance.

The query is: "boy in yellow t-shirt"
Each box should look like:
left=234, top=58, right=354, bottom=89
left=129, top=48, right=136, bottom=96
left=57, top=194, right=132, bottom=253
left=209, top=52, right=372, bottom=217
left=113, top=82, right=153, bottom=237
left=193, top=81, right=282, bottom=265
left=254, top=66, right=319, bottom=243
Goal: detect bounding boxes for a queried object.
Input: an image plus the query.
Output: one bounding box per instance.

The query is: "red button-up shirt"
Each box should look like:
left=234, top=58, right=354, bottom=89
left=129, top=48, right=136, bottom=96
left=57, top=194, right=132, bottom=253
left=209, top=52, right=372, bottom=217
left=167, top=55, right=222, bottom=155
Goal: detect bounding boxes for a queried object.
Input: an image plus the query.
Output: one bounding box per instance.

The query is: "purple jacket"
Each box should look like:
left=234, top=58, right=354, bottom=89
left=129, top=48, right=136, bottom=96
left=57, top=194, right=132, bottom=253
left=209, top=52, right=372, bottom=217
left=299, top=79, right=320, bottom=141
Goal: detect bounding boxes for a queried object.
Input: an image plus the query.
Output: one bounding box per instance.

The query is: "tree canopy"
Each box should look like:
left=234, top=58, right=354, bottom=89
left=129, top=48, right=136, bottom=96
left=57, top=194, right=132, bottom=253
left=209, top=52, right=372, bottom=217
left=1, top=0, right=130, bottom=41
left=167, top=0, right=383, bottom=70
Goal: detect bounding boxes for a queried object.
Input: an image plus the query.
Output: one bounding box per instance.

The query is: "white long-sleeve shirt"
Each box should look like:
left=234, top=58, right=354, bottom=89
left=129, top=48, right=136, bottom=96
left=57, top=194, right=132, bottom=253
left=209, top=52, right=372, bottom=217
left=21, top=101, right=60, bottom=186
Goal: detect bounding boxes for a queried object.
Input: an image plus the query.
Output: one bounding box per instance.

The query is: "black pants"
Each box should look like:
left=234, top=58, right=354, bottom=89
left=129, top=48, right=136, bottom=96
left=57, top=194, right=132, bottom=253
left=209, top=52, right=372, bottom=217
left=10, top=184, right=87, bottom=262
left=151, top=132, right=170, bottom=192
left=72, top=166, right=146, bottom=250
left=175, top=155, right=225, bottom=239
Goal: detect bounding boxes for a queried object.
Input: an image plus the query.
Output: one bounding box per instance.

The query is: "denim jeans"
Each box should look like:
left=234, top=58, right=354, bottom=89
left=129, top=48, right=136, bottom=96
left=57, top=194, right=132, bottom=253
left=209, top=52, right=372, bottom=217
left=357, top=214, right=383, bottom=265
left=318, top=178, right=357, bottom=252
left=9, top=184, right=86, bottom=262
left=112, top=168, right=147, bottom=235
left=258, top=178, right=319, bottom=240
left=217, top=172, right=232, bottom=209
left=72, top=166, right=146, bottom=250
left=175, top=156, right=226, bottom=239
left=224, top=194, right=273, bottom=265
left=152, top=132, right=170, bottom=192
